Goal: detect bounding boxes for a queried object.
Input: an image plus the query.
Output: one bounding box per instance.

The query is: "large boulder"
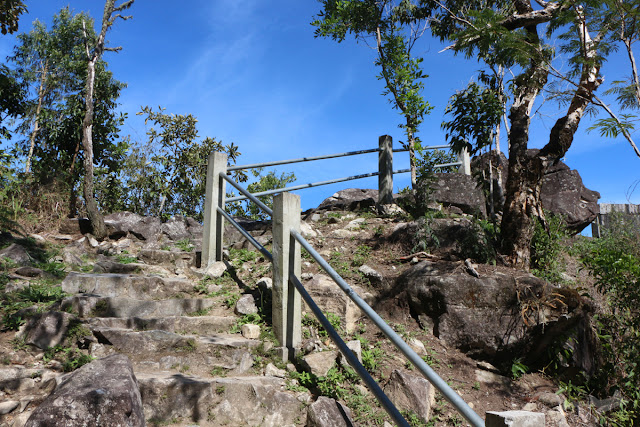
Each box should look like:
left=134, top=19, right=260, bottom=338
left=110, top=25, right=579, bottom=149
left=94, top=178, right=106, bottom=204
left=472, top=151, right=600, bottom=233
left=0, top=243, right=32, bottom=266
left=540, top=162, right=600, bottom=233
left=104, top=212, right=161, bottom=241
left=400, top=260, right=597, bottom=374
left=25, top=354, right=144, bottom=427
left=317, top=188, right=380, bottom=211
left=417, top=173, right=487, bottom=219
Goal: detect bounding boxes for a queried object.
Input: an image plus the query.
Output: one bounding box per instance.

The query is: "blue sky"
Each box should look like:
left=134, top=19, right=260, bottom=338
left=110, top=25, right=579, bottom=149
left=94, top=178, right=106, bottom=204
left=2, top=1, right=639, bottom=216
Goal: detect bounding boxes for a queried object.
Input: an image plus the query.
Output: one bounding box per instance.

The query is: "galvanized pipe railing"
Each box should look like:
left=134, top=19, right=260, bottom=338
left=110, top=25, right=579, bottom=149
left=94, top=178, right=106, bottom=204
left=290, top=230, right=486, bottom=427
left=290, top=273, right=411, bottom=427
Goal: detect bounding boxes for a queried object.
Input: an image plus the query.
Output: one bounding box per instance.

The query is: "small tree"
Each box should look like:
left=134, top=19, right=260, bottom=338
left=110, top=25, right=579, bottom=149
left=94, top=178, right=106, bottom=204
left=313, top=0, right=432, bottom=187
left=80, top=0, right=134, bottom=239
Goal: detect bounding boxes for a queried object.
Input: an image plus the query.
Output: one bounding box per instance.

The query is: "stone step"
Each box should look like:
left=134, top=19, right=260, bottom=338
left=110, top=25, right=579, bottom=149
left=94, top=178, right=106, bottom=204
left=88, top=315, right=237, bottom=335
left=61, top=295, right=226, bottom=318
left=61, top=272, right=197, bottom=300
left=92, top=328, right=259, bottom=377
left=136, top=372, right=307, bottom=426
left=137, top=249, right=198, bottom=269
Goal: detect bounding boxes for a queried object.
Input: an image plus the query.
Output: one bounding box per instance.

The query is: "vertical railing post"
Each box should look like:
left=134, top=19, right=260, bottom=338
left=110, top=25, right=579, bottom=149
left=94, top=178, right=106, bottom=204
left=272, top=192, right=302, bottom=361
left=202, top=151, right=227, bottom=267
left=378, top=135, right=393, bottom=204
left=458, top=148, right=471, bottom=175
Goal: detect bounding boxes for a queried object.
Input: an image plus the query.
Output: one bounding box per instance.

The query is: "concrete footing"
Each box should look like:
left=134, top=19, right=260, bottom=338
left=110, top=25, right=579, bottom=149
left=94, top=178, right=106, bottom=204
left=485, top=410, right=545, bottom=427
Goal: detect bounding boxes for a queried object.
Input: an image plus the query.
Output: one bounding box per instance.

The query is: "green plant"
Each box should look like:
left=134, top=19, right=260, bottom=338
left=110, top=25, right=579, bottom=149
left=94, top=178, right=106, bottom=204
left=175, top=238, right=194, bottom=252
left=510, top=358, right=528, bottom=379
left=530, top=213, right=569, bottom=282
left=115, top=254, right=137, bottom=264
left=43, top=345, right=94, bottom=372
left=352, top=245, right=371, bottom=268
left=210, top=366, right=227, bottom=377
left=459, top=218, right=498, bottom=264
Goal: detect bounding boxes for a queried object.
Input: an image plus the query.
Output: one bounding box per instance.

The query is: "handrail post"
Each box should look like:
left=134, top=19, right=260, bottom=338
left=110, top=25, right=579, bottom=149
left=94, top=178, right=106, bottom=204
left=378, top=135, right=393, bottom=204
left=458, top=148, right=471, bottom=175
left=272, top=192, right=302, bottom=361
left=202, top=151, right=227, bottom=266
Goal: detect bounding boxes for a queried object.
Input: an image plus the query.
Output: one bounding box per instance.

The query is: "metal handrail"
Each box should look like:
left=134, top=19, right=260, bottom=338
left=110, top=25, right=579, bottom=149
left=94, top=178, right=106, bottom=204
left=290, top=230, right=486, bottom=427
left=290, top=273, right=410, bottom=427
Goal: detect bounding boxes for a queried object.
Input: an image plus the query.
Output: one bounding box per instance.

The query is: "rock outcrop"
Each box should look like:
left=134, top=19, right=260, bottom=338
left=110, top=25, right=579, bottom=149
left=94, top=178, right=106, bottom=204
left=25, top=354, right=145, bottom=427
left=400, top=260, right=597, bottom=373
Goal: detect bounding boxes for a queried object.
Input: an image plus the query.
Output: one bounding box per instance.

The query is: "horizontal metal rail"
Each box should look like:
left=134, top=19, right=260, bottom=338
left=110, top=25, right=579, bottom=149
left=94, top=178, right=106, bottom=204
left=226, top=170, right=384, bottom=203
left=291, top=229, right=486, bottom=427
left=228, top=144, right=455, bottom=171
left=228, top=148, right=382, bottom=171
left=222, top=173, right=274, bottom=217
left=289, top=273, right=410, bottom=427
left=216, top=207, right=272, bottom=261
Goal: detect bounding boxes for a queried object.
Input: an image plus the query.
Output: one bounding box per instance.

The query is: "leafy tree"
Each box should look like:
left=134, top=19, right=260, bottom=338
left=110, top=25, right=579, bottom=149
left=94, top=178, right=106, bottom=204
left=420, top=0, right=639, bottom=268
left=312, top=0, right=433, bottom=187
left=0, top=0, right=26, bottom=35
left=0, top=64, right=24, bottom=141
left=113, top=106, right=243, bottom=221
left=6, top=8, right=127, bottom=220
left=227, top=168, right=297, bottom=220
left=80, top=0, right=134, bottom=239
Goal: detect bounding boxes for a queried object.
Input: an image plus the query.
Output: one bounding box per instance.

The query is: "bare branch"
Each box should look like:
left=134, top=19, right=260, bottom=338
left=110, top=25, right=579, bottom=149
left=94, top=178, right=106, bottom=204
left=592, top=93, right=640, bottom=158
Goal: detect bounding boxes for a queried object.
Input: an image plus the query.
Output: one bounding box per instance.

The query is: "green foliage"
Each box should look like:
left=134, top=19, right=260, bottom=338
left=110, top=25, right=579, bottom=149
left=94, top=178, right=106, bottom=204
left=442, top=81, right=503, bottom=156
left=510, top=357, right=528, bottom=379
left=43, top=345, right=94, bottom=372
left=459, top=218, right=498, bottom=264
left=105, top=106, right=242, bottom=221
left=530, top=214, right=568, bottom=283
left=115, top=254, right=136, bottom=264
left=227, top=168, right=296, bottom=220
left=174, top=238, right=194, bottom=252
left=0, top=0, right=27, bottom=35
left=576, top=213, right=640, bottom=423
left=8, top=7, right=127, bottom=200
left=313, top=1, right=432, bottom=184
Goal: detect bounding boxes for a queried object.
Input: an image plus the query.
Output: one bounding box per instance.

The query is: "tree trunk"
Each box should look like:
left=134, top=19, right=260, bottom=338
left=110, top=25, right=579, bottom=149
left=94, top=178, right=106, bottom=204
left=81, top=56, right=107, bottom=239
left=500, top=9, right=601, bottom=269
left=25, top=59, right=48, bottom=173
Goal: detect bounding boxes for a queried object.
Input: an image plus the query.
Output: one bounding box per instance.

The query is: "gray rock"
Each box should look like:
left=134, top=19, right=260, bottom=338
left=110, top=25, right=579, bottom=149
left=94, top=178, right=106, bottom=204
left=14, top=266, right=44, bottom=277
left=402, top=260, right=596, bottom=372
left=235, top=294, right=258, bottom=315
left=384, top=369, right=435, bottom=423
left=305, top=274, right=373, bottom=333
left=25, top=354, right=144, bottom=427
left=485, top=410, right=545, bottom=427
left=0, top=400, right=19, bottom=415
left=339, top=340, right=362, bottom=367
left=317, top=188, right=379, bottom=211
left=540, top=161, right=600, bottom=234
left=417, top=173, right=487, bottom=219
left=303, top=351, right=338, bottom=377
left=0, top=243, right=31, bottom=266
left=105, top=211, right=162, bottom=241
left=358, top=264, right=384, bottom=285
left=19, top=311, right=77, bottom=350
left=160, top=215, right=190, bottom=241
left=241, top=323, right=260, bottom=339
left=307, top=396, right=355, bottom=427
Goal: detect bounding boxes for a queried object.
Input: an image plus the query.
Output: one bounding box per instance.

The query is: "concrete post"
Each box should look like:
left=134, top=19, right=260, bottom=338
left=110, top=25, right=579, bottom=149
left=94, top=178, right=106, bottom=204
left=378, top=135, right=393, bottom=204
left=272, top=192, right=302, bottom=361
left=202, top=152, right=227, bottom=267
left=485, top=411, right=545, bottom=426
left=458, top=148, right=471, bottom=175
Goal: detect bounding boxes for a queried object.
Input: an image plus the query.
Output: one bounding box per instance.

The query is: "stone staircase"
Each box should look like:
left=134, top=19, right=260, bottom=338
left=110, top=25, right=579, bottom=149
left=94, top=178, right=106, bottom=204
left=55, top=247, right=309, bottom=426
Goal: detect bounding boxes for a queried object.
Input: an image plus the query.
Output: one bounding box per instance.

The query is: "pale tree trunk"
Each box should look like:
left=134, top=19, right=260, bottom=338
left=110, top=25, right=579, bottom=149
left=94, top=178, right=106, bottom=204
left=25, top=59, right=48, bottom=173
left=501, top=9, right=602, bottom=268
left=80, top=0, right=133, bottom=239
left=81, top=53, right=107, bottom=239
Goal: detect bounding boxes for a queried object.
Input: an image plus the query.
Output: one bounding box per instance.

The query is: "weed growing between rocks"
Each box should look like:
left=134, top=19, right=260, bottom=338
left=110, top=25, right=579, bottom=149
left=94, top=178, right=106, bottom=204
left=530, top=213, right=569, bottom=283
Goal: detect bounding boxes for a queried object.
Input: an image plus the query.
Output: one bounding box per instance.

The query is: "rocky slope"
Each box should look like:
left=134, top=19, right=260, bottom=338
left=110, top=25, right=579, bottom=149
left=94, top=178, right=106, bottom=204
left=0, top=201, right=600, bottom=426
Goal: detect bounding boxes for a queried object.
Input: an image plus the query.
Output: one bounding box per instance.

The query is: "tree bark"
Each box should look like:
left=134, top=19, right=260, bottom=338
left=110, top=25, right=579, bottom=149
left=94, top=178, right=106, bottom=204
left=500, top=7, right=602, bottom=268
left=25, top=59, right=48, bottom=173
left=81, top=54, right=107, bottom=239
